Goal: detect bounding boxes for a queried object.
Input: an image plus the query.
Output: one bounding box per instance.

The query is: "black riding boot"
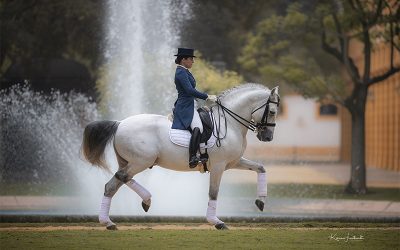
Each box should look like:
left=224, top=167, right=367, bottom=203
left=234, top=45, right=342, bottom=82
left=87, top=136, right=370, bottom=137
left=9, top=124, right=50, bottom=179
left=189, top=127, right=201, bottom=168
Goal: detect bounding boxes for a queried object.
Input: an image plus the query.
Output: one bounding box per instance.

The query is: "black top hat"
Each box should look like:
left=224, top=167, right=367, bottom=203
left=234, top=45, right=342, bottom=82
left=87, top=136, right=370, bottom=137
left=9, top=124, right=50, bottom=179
left=174, top=48, right=196, bottom=57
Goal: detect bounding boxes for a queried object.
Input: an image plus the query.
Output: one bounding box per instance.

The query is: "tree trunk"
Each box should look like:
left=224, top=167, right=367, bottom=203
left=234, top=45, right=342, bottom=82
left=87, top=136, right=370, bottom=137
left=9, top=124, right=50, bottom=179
left=345, top=86, right=368, bottom=194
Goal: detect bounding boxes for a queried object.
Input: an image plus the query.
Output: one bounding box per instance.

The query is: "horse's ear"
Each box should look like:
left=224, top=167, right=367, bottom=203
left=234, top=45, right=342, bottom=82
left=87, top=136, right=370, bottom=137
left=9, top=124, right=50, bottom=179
left=271, top=86, right=279, bottom=95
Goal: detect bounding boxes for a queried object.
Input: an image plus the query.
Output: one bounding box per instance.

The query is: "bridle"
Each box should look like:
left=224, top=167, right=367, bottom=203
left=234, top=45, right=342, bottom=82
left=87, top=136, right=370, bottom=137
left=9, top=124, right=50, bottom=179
left=250, top=96, right=280, bottom=131
left=210, top=94, right=280, bottom=146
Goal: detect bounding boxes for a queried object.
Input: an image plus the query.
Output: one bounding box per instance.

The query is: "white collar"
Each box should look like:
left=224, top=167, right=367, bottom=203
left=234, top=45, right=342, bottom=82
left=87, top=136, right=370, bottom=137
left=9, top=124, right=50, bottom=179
left=177, top=65, right=189, bottom=70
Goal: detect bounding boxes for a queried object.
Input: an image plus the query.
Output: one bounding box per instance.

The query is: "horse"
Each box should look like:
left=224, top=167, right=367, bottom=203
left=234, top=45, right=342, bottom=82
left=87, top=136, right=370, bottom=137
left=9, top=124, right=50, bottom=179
left=81, top=84, right=280, bottom=230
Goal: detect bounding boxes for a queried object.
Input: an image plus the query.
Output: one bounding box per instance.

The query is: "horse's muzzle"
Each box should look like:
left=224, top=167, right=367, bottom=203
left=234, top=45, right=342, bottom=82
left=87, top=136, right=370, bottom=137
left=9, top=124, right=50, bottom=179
left=257, top=131, right=273, bottom=142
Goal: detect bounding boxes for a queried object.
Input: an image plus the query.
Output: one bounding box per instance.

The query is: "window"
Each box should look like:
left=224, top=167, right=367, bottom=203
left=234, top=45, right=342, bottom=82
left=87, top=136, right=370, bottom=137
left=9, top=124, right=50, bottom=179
left=316, top=103, right=339, bottom=120
left=319, top=104, right=338, bottom=115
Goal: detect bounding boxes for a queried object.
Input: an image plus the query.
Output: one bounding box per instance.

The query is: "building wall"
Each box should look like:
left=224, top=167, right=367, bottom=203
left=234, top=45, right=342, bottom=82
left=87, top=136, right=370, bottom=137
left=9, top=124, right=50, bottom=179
left=246, top=95, right=340, bottom=162
left=341, top=42, right=400, bottom=171
left=365, top=73, right=400, bottom=171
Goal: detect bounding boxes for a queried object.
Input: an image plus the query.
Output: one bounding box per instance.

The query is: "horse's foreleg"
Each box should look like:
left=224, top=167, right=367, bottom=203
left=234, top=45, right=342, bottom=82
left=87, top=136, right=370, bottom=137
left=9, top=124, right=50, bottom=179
left=207, top=165, right=228, bottom=230
left=99, top=176, right=124, bottom=230
left=227, top=157, right=267, bottom=211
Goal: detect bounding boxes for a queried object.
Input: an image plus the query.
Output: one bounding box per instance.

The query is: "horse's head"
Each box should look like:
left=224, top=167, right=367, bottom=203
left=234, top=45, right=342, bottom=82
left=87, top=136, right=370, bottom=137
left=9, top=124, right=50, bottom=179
left=252, top=86, right=280, bottom=142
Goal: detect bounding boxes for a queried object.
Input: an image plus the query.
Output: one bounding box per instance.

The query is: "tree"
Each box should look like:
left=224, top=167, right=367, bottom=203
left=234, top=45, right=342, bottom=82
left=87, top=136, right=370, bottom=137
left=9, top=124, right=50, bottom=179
left=0, top=0, right=104, bottom=79
left=179, top=0, right=289, bottom=70
left=191, top=55, right=243, bottom=93
left=239, top=0, right=399, bottom=194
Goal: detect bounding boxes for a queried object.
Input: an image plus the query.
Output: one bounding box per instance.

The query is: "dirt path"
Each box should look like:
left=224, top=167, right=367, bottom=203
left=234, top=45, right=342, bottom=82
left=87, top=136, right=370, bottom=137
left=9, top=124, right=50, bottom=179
left=0, top=224, right=398, bottom=231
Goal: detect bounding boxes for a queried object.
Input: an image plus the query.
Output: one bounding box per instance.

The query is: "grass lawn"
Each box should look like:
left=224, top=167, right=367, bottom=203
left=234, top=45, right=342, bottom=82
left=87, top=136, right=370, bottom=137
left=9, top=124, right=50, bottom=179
left=0, top=223, right=399, bottom=250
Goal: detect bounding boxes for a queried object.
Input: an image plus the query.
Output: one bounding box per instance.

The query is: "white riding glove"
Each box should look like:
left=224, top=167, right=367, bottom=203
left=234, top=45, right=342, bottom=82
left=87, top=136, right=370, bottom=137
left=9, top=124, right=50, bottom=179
left=207, top=95, right=218, bottom=102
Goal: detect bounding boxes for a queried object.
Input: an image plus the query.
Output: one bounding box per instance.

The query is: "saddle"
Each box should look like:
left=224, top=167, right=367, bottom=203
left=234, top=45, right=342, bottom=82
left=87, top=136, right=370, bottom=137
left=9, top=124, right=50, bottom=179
left=194, top=107, right=214, bottom=172
left=168, top=107, right=215, bottom=172
left=197, top=107, right=213, bottom=144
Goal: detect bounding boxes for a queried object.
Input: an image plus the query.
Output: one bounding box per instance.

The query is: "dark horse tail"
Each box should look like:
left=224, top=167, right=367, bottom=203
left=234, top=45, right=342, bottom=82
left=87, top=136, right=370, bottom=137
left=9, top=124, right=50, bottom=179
left=81, top=120, right=120, bottom=172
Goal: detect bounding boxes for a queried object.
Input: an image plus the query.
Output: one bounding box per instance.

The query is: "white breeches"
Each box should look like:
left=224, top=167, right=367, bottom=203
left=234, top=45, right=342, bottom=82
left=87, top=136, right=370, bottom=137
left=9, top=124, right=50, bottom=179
left=190, top=101, right=203, bottom=133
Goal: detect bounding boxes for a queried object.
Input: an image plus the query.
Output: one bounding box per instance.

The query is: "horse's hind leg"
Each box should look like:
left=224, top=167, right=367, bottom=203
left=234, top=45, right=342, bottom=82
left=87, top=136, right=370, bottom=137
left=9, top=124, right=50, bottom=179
left=226, top=157, right=267, bottom=211
left=115, top=147, right=152, bottom=212
left=125, top=179, right=152, bottom=212
left=100, top=167, right=149, bottom=230
left=99, top=176, right=124, bottom=230
left=99, top=146, right=156, bottom=230
left=99, top=149, right=134, bottom=230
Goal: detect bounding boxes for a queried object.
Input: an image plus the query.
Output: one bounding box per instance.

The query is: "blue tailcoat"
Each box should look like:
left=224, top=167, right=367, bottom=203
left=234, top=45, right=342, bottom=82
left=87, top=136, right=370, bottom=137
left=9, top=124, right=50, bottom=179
left=171, top=66, right=208, bottom=130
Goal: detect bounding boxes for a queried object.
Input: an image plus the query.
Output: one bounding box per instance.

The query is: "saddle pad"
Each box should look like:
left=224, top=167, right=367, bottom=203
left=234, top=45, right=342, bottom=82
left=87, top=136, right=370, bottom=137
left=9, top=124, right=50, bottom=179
left=169, top=129, right=217, bottom=149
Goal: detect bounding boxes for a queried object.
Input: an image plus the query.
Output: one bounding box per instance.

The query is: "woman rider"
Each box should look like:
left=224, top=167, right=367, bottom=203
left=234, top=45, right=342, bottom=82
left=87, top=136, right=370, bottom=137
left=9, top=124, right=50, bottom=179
left=172, top=48, right=217, bottom=168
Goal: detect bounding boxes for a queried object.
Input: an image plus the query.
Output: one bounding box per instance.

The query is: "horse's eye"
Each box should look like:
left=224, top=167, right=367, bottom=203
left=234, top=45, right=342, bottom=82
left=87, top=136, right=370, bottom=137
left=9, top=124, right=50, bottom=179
left=270, top=111, right=276, bottom=115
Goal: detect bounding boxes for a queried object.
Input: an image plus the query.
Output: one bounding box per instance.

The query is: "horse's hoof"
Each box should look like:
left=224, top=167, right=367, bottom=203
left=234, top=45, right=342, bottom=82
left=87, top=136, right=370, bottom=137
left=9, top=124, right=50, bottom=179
left=142, top=200, right=150, bottom=212
left=215, top=223, right=229, bottom=230
left=255, top=199, right=264, bottom=211
left=106, top=223, right=118, bottom=230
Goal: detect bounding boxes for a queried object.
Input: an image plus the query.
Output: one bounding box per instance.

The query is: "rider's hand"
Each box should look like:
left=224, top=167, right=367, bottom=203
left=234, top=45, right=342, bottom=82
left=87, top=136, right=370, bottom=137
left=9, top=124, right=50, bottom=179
left=207, top=95, right=218, bottom=102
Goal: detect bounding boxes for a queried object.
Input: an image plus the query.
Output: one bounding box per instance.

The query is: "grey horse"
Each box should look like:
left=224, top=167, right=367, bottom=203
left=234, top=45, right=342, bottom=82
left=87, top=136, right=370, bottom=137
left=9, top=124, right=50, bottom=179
left=81, top=84, right=280, bottom=230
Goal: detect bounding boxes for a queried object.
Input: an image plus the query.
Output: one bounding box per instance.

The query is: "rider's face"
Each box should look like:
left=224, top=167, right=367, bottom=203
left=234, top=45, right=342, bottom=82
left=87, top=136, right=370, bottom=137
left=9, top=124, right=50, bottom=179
left=181, top=57, right=194, bottom=69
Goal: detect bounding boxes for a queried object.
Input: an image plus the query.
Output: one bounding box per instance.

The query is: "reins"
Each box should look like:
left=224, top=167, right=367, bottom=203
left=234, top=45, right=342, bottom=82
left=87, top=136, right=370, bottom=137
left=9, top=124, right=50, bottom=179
left=210, top=103, right=228, bottom=147
left=215, top=100, right=257, bottom=132
left=210, top=96, right=280, bottom=147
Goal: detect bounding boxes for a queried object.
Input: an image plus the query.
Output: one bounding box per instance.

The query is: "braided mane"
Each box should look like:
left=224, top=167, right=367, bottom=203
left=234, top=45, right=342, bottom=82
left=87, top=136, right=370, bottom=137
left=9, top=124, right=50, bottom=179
left=218, top=83, right=269, bottom=100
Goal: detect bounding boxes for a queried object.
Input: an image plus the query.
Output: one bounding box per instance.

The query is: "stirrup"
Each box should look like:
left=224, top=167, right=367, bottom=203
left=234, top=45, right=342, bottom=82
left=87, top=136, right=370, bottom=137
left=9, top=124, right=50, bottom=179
left=189, top=156, right=200, bottom=168
left=200, top=153, right=209, bottom=163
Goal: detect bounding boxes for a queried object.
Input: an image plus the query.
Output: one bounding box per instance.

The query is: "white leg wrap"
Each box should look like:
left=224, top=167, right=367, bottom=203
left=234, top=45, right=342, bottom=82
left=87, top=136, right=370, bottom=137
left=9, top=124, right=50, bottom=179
left=206, top=200, right=223, bottom=225
left=257, top=172, right=267, bottom=197
left=99, top=196, right=112, bottom=224
left=126, top=179, right=152, bottom=203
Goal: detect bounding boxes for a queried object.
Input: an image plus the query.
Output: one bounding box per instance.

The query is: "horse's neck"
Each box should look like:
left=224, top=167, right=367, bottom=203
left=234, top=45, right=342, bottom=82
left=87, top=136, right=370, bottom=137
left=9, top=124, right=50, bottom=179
left=220, top=89, right=268, bottom=135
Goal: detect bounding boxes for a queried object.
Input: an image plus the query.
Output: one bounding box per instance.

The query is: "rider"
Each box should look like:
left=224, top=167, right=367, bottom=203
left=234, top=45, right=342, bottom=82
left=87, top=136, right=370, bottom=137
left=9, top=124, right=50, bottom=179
left=172, top=48, right=217, bottom=168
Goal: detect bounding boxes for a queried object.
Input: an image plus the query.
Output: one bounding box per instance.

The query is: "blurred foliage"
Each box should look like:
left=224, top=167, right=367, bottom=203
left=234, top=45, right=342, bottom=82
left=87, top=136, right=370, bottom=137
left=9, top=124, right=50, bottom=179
left=238, top=2, right=348, bottom=103
left=180, top=0, right=290, bottom=71
left=0, top=0, right=104, bottom=78
left=191, top=54, right=244, bottom=94
left=238, top=0, right=399, bottom=104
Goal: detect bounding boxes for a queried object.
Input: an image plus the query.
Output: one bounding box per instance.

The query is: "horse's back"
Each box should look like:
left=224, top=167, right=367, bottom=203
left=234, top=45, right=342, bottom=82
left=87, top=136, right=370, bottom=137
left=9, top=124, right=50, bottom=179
left=114, top=114, right=195, bottom=171
left=114, top=114, right=171, bottom=164
left=119, top=114, right=168, bottom=128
